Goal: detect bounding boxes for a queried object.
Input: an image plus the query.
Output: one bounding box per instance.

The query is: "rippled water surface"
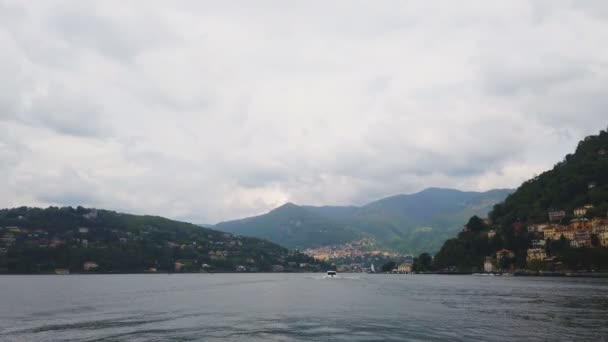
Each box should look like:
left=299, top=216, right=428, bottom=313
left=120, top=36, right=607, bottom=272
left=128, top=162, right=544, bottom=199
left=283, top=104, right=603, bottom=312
left=1, top=274, right=607, bottom=341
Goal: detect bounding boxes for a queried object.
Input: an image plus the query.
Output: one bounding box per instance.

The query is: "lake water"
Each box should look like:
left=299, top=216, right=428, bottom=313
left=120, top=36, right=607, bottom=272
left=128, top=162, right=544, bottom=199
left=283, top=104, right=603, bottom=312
left=0, top=274, right=607, bottom=341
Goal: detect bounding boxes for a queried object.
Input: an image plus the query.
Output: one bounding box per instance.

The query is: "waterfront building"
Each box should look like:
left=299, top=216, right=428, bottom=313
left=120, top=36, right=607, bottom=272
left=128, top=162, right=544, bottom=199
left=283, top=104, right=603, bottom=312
left=397, top=263, right=412, bottom=273
left=83, top=261, right=98, bottom=271
left=483, top=257, right=494, bottom=272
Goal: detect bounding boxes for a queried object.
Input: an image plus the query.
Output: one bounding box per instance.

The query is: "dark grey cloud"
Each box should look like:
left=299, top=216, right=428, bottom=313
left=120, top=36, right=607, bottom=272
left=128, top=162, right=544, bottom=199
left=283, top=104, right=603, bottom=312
left=0, top=1, right=606, bottom=223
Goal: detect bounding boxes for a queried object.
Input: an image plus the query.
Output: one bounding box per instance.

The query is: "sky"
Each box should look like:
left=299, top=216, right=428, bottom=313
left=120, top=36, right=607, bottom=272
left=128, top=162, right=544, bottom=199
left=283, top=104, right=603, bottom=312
left=1, top=1, right=607, bottom=224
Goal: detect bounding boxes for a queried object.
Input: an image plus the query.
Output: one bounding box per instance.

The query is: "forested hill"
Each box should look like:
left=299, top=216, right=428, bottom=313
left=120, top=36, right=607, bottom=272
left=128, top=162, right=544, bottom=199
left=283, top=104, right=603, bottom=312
left=490, top=130, right=608, bottom=225
left=0, top=206, right=324, bottom=274
left=433, top=129, right=608, bottom=272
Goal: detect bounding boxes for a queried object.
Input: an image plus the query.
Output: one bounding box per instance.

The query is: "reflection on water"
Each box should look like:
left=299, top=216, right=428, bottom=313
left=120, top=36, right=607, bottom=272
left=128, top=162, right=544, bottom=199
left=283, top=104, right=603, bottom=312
left=0, top=274, right=607, bottom=341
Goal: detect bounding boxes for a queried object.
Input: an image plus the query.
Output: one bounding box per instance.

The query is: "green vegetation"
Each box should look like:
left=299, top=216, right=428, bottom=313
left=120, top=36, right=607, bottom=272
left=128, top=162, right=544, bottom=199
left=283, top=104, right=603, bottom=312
left=381, top=261, right=397, bottom=272
left=490, top=132, right=608, bottom=226
left=216, top=203, right=360, bottom=249
left=433, top=129, right=608, bottom=272
left=412, top=253, right=433, bottom=272
left=0, top=206, right=326, bottom=274
left=217, top=188, right=511, bottom=254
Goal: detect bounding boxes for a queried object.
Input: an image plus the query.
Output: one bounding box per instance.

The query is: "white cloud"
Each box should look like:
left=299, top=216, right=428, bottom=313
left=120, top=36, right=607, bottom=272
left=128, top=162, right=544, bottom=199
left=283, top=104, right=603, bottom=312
left=0, top=0, right=606, bottom=223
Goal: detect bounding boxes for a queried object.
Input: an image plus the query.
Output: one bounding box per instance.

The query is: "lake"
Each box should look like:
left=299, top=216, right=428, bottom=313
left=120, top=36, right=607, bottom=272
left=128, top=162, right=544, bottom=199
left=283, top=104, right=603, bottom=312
left=0, top=274, right=607, bottom=341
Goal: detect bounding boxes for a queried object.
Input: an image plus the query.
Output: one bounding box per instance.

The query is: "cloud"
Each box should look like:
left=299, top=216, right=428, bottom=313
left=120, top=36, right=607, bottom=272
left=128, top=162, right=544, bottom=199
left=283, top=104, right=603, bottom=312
left=0, top=1, right=607, bottom=223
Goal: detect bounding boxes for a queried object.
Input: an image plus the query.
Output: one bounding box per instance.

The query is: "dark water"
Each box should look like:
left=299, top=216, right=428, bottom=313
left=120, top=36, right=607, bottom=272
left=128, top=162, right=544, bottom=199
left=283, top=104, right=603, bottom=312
left=0, top=274, right=607, bottom=341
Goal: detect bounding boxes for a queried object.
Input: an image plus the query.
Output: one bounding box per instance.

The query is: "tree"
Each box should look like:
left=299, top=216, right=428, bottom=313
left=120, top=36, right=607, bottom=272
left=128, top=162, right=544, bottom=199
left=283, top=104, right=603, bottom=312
left=381, top=261, right=396, bottom=272
left=414, top=253, right=433, bottom=272
left=465, top=216, right=486, bottom=232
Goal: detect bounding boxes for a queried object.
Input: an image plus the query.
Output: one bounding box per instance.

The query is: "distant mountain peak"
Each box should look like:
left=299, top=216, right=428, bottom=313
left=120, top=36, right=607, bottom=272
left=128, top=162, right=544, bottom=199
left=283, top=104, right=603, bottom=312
left=277, top=202, right=299, bottom=209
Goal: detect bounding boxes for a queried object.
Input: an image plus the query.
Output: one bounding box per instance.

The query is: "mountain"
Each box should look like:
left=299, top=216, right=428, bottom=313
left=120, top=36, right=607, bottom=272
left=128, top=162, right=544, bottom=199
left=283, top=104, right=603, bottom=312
left=216, top=188, right=512, bottom=254
left=433, top=129, right=608, bottom=272
left=0, top=206, right=324, bottom=274
left=215, top=203, right=362, bottom=249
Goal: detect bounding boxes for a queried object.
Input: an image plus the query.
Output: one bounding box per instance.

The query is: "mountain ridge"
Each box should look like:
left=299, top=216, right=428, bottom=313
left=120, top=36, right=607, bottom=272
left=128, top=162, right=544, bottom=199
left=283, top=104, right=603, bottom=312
left=216, top=187, right=512, bottom=253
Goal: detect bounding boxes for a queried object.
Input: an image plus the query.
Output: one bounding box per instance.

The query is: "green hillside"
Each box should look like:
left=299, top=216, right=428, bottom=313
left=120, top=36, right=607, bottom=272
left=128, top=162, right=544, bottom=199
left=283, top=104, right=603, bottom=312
left=433, top=129, right=608, bottom=272
left=215, top=203, right=362, bottom=249
left=217, top=188, right=511, bottom=254
left=0, top=206, right=324, bottom=274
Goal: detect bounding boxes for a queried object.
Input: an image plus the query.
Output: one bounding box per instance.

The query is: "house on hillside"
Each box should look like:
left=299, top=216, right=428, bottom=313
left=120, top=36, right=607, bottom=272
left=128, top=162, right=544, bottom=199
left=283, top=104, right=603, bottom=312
left=527, top=224, right=548, bottom=233
left=526, top=249, right=546, bottom=261
left=543, top=227, right=556, bottom=240
left=531, top=240, right=546, bottom=248
left=548, top=210, right=566, bottom=222
left=496, top=249, right=514, bottom=261
left=574, top=207, right=586, bottom=217
left=599, top=232, right=608, bottom=247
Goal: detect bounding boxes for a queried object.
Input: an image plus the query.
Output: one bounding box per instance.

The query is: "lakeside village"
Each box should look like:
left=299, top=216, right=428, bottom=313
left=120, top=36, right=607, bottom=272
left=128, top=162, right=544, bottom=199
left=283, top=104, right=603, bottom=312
left=482, top=205, right=608, bottom=273
left=304, top=204, right=608, bottom=275
left=303, top=239, right=415, bottom=273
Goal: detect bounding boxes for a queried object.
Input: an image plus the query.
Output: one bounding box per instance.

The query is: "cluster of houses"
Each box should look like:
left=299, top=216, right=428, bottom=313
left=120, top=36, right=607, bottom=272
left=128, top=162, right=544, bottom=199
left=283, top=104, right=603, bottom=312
left=483, top=206, right=608, bottom=272
left=527, top=206, right=608, bottom=256
left=303, top=239, right=397, bottom=261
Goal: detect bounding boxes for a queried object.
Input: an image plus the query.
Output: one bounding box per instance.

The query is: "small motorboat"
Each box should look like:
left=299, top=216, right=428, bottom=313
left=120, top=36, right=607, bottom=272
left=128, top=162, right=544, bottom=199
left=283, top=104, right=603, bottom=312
left=326, top=270, right=337, bottom=278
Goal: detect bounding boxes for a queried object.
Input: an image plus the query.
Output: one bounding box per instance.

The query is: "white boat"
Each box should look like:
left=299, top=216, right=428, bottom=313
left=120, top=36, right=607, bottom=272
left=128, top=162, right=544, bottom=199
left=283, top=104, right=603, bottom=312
left=326, top=270, right=337, bottom=277
left=369, top=263, right=376, bottom=273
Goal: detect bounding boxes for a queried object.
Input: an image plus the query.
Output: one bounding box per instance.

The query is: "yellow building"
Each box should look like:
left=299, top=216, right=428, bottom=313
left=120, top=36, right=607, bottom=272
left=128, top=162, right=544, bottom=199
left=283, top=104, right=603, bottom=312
left=543, top=228, right=556, bottom=240
left=600, top=231, right=608, bottom=247
left=397, top=263, right=412, bottom=273
left=526, top=249, right=546, bottom=261
left=559, top=230, right=575, bottom=240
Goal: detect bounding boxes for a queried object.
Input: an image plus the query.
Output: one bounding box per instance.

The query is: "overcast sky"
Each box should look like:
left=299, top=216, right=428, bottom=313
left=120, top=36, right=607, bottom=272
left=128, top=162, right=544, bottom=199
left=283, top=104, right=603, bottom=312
left=1, top=1, right=607, bottom=223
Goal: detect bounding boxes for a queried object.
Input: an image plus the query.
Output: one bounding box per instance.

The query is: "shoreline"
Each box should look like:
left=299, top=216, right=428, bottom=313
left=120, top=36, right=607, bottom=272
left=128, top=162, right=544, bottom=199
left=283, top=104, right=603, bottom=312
left=2, top=271, right=608, bottom=277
